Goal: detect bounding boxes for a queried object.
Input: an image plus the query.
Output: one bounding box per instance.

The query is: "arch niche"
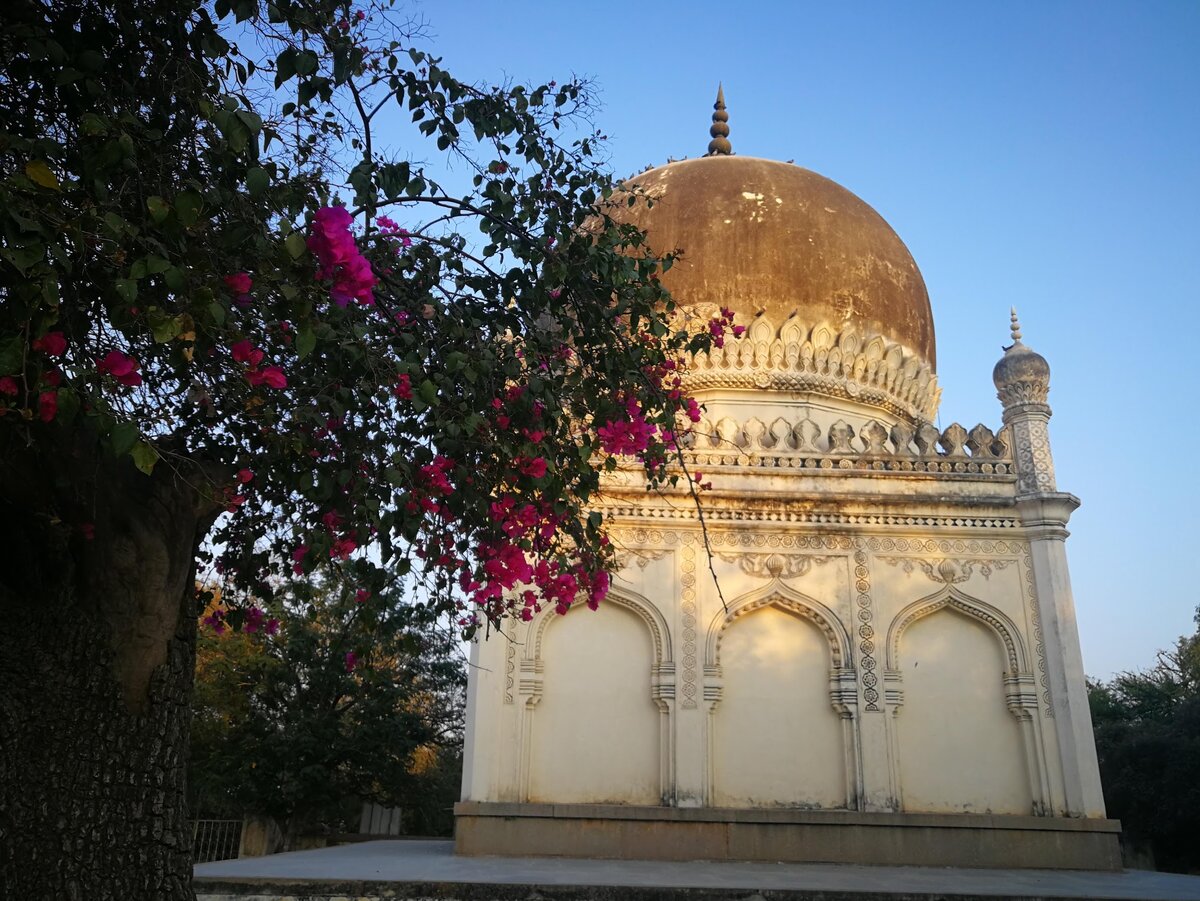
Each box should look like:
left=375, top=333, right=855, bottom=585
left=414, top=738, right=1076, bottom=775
left=886, top=586, right=1043, bottom=815
left=521, top=590, right=672, bottom=805
left=705, top=584, right=858, bottom=809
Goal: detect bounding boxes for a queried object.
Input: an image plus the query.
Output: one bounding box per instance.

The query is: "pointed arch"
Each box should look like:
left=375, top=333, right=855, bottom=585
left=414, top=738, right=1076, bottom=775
left=886, top=585, right=1027, bottom=674
left=528, top=586, right=672, bottom=666
left=706, top=580, right=851, bottom=669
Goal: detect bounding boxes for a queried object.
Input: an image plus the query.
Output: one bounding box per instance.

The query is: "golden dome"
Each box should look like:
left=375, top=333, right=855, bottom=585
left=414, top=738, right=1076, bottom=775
left=615, top=155, right=937, bottom=370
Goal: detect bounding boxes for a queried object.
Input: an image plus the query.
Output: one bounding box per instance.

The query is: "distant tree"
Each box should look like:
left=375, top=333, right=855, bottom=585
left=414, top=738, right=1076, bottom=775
left=1089, top=608, right=1200, bottom=872
left=190, top=572, right=463, bottom=842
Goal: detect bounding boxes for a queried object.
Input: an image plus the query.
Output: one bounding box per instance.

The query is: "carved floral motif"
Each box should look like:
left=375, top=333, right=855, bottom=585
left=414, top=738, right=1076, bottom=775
left=878, top=556, right=1016, bottom=584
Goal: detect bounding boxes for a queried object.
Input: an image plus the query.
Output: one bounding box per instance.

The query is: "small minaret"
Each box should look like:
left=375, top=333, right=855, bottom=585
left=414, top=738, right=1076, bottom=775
left=707, top=84, right=732, bottom=156
left=993, top=309, right=1105, bottom=818
left=992, top=308, right=1055, bottom=495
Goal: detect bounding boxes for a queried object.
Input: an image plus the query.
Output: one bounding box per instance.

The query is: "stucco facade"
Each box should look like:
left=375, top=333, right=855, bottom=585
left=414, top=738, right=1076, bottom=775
left=456, top=124, right=1116, bottom=868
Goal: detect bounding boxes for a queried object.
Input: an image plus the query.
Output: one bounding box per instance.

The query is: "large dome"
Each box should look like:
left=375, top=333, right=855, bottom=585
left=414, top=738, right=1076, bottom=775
left=614, top=155, right=936, bottom=369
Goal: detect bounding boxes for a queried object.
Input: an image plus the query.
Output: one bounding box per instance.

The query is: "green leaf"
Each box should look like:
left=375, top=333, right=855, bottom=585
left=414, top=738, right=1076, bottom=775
left=296, top=324, right=316, bottom=359
left=146, top=195, right=169, bottom=223
left=285, top=232, right=307, bottom=259
left=207, top=301, right=226, bottom=325
left=0, top=336, right=23, bottom=375
left=274, top=48, right=296, bottom=86
left=110, top=421, right=139, bottom=457
left=115, top=279, right=137, bottom=303
left=246, top=167, right=269, bottom=196
left=25, top=160, right=60, bottom=190
left=131, top=441, right=159, bottom=475
left=176, top=191, right=203, bottom=227
left=294, top=50, right=318, bottom=77
left=418, top=379, right=438, bottom=404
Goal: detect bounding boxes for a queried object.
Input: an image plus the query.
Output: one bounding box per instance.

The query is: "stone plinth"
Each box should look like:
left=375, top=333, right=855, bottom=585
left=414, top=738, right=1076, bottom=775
left=455, top=802, right=1121, bottom=871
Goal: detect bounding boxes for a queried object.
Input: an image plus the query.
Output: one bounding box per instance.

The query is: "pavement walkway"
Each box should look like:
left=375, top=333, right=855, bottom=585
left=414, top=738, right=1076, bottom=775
left=194, top=839, right=1200, bottom=900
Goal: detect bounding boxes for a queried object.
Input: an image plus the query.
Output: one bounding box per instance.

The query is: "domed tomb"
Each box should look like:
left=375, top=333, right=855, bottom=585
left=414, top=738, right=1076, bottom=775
left=613, top=155, right=936, bottom=371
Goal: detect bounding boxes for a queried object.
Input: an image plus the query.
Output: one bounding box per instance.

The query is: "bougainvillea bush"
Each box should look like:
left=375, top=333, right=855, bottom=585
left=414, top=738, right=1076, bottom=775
left=0, top=1, right=735, bottom=897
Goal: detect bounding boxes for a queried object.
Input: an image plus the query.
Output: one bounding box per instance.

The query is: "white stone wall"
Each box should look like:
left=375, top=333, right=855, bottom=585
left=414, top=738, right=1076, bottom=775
left=462, top=508, right=1100, bottom=818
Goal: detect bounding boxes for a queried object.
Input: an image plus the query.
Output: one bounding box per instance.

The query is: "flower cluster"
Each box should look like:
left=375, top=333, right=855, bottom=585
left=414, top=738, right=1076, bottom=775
left=308, top=206, right=376, bottom=307
left=707, top=306, right=746, bottom=349
left=97, top=351, right=142, bottom=387
left=231, top=340, right=286, bottom=388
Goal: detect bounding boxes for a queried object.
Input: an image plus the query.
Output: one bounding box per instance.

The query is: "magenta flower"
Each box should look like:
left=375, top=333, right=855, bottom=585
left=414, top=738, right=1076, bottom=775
left=223, top=272, right=252, bottom=294
left=246, top=365, right=287, bottom=389
left=97, top=351, right=142, bottom=387
left=230, top=339, right=264, bottom=367
left=32, top=331, right=67, bottom=356
left=0, top=376, right=18, bottom=397
left=308, top=206, right=376, bottom=307
left=37, top=390, right=58, bottom=422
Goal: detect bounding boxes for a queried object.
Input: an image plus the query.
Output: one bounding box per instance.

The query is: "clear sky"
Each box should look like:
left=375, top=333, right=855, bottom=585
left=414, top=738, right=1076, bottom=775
left=406, top=0, right=1200, bottom=679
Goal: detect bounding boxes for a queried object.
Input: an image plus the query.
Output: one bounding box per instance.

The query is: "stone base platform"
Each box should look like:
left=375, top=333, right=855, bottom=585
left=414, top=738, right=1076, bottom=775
left=454, top=802, right=1123, bottom=871
left=193, top=839, right=1200, bottom=901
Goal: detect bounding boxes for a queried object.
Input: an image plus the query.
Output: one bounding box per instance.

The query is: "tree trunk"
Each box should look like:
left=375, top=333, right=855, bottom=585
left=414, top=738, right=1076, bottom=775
left=0, top=440, right=217, bottom=900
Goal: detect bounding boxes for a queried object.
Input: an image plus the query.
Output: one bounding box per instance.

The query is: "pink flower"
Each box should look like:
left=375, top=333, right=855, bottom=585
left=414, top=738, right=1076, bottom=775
left=393, top=373, right=413, bottom=400
left=223, top=272, right=252, bottom=294
left=419, top=456, right=455, bottom=495
left=345, top=651, right=359, bottom=671
left=246, top=365, right=287, bottom=389
left=516, top=456, right=547, bottom=478
left=236, top=468, right=254, bottom=483
left=97, top=351, right=142, bottom=387
left=308, top=206, right=376, bottom=307
left=32, top=331, right=67, bottom=356
left=230, top=340, right=264, bottom=367
left=38, top=390, right=57, bottom=422
left=0, top=376, right=18, bottom=397
left=355, top=588, right=371, bottom=604
left=331, top=537, right=358, bottom=560
left=244, top=606, right=265, bottom=634
left=265, top=618, right=280, bottom=635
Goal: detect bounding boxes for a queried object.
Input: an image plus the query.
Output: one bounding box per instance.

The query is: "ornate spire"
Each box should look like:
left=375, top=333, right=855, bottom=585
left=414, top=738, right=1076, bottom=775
left=707, top=84, right=732, bottom=156
left=1009, top=306, right=1023, bottom=343
left=993, top=307, right=1050, bottom=410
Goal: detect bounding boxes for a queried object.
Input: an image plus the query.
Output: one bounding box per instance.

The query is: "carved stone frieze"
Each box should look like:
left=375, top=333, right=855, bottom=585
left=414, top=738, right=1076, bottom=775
left=681, top=539, right=699, bottom=710
left=598, top=500, right=1022, bottom=531
left=1018, top=543, right=1053, bottom=716
left=1008, top=417, right=1057, bottom=495
left=614, top=546, right=673, bottom=571
left=878, top=556, right=1016, bottom=584
left=851, top=544, right=881, bottom=712
left=713, top=551, right=833, bottom=579
left=689, top=412, right=1012, bottom=476
left=680, top=312, right=941, bottom=422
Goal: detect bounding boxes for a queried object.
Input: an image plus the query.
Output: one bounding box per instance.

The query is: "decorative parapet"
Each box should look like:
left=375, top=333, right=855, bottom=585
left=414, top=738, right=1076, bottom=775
left=682, top=312, right=941, bottom=422
left=682, top=413, right=1013, bottom=476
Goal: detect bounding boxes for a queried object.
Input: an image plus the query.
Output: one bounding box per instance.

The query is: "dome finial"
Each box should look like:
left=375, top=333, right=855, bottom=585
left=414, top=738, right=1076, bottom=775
left=707, top=83, right=732, bottom=156
left=1009, top=306, right=1023, bottom=343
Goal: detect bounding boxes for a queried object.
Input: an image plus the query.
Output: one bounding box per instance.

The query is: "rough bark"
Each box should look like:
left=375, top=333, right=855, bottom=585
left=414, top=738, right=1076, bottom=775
left=0, top=436, right=218, bottom=900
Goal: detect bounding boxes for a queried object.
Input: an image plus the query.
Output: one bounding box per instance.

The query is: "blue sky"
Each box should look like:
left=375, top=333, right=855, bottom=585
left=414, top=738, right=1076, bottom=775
left=407, top=1, right=1200, bottom=678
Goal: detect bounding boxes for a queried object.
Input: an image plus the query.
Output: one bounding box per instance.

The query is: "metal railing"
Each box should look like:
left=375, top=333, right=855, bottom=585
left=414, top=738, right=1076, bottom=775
left=193, top=818, right=242, bottom=863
